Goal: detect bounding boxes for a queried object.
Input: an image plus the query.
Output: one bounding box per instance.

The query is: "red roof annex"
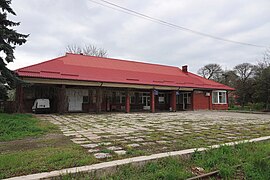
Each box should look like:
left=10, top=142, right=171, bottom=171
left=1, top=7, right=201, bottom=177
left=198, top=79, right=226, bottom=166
left=16, top=53, right=234, bottom=90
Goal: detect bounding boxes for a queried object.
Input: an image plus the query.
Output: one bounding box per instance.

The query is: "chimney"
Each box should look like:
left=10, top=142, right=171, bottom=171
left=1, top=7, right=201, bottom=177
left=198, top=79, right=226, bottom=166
left=182, top=65, right=188, bottom=73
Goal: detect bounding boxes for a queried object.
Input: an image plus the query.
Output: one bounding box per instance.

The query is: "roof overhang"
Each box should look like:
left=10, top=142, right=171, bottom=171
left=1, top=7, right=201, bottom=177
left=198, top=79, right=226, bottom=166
left=21, top=77, right=194, bottom=91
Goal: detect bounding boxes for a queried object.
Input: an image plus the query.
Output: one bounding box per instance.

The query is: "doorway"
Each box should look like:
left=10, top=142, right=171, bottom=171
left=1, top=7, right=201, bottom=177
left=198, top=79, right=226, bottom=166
left=182, top=92, right=191, bottom=110
left=141, top=93, right=150, bottom=110
left=66, top=89, right=88, bottom=112
left=177, top=92, right=191, bottom=110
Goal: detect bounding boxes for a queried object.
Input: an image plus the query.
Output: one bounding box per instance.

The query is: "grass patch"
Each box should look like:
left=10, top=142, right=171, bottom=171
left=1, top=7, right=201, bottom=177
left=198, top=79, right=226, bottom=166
left=0, top=114, right=97, bottom=179
left=61, top=140, right=270, bottom=179
left=0, top=113, right=57, bottom=141
left=0, top=143, right=97, bottom=179
left=191, top=141, right=270, bottom=178
left=126, top=148, right=145, bottom=156
left=61, top=157, right=192, bottom=180
left=100, top=149, right=113, bottom=154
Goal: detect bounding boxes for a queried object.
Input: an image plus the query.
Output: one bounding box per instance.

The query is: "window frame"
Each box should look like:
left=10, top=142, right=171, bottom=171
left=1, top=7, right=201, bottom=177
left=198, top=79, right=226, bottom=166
left=158, top=93, right=165, bottom=104
left=212, top=90, right=227, bottom=104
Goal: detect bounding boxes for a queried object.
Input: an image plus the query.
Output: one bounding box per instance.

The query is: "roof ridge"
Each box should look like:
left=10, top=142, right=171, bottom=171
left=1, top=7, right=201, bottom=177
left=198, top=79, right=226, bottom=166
left=66, top=53, right=181, bottom=70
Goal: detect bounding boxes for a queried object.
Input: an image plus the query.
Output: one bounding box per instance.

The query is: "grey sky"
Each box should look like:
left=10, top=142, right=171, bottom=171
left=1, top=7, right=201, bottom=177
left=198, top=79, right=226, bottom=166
left=7, top=0, right=270, bottom=73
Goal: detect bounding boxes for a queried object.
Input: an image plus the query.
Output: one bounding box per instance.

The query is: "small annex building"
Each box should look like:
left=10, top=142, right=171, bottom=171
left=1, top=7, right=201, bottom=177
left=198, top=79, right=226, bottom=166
left=15, top=53, right=234, bottom=113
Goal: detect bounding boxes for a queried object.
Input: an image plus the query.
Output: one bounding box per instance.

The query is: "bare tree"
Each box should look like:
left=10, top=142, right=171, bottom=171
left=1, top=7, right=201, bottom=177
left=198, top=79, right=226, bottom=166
left=221, top=70, right=238, bottom=87
left=66, top=44, right=82, bottom=54
left=234, top=63, right=255, bottom=83
left=66, top=44, right=108, bottom=57
left=197, top=63, right=224, bottom=81
left=263, top=49, right=270, bottom=63
left=258, top=48, right=270, bottom=69
left=233, top=63, right=256, bottom=107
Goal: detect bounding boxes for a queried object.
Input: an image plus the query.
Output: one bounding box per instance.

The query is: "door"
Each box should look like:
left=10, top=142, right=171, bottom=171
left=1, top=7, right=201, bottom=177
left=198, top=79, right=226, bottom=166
left=182, top=92, right=191, bottom=110
left=183, top=94, right=187, bottom=110
left=66, top=89, right=87, bottom=112
left=142, top=96, right=150, bottom=110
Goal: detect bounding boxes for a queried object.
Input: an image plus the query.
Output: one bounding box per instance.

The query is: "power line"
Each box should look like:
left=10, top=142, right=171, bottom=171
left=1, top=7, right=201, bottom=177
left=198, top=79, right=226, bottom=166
left=89, top=0, right=268, bottom=48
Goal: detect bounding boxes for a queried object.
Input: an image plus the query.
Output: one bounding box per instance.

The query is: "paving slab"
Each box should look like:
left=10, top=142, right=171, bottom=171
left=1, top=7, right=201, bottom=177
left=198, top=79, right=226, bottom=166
left=107, top=146, right=122, bottom=151
left=127, top=143, right=140, bottom=148
left=38, top=111, right=270, bottom=159
left=88, top=149, right=100, bottom=153
left=114, top=150, right=127, bottom=155
left=81, top=144, right=99, bottom=148
left=94, top=153, right=112, bottom=159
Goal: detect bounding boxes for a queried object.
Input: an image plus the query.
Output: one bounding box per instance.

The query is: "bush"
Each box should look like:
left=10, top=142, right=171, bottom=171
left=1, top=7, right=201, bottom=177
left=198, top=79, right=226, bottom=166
left=228, top=103, right=265, bottom=112
left=250, top=103, right=265, bottom=111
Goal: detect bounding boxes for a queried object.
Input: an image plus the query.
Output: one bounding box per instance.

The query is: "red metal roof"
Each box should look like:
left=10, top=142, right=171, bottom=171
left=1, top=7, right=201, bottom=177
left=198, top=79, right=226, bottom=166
left=16, top=53, right=234, bottom=90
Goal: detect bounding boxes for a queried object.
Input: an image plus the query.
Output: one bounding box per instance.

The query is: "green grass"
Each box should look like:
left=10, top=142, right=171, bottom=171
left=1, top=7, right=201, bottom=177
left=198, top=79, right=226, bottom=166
left=126, top=148, right=145, bottom=156
left=61, top=140, right=270, bottom=179
left=61, top=157, right=192, bottom=180
left=0, top=113, right=97, bottom=179
left=0, top=113, right=57, bottom=141
left=0, top=144, right=97, bottom=179
left=191, top=141, right=270, bottom=179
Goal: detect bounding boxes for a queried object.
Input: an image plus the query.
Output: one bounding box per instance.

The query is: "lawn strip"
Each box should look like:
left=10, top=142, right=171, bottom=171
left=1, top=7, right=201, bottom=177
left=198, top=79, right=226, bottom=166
left=59, top=140, right=270, bottom=179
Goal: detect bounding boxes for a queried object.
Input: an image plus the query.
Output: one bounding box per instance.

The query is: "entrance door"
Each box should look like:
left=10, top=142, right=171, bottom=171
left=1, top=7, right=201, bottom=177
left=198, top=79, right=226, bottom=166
left=181, top=92, right=191, bottom=110
left=142, top=95, right=150, bottom=110
left=183, top=94, right=187, bottom=110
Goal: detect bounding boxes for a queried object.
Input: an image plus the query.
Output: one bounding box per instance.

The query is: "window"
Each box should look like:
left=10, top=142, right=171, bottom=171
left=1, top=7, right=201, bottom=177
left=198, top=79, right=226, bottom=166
left=120, top=93, right=126, bottom=104
left=185, top=93, right=191, bottom=104
left=158, top=93, right=165, bottom=104
left=177, top=92, right=191, bottom=104
left=115, top=91, right=126, bottom=104
left=115, top=92, right=120, bottom=103
left=212, top=91, right=227, bottom=104
left=139, top=92, right=150, bottom=104
left=83, top=96, right=89, bottom=103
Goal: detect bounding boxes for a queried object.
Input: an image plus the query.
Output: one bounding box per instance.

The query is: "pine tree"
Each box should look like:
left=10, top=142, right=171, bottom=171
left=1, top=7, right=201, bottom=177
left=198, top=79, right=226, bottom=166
left=0, top=0, right=28, bottom=100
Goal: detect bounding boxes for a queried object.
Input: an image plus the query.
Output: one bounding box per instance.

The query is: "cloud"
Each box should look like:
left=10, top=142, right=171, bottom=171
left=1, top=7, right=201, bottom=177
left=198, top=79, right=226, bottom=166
left=7, top=0, right=270, bottom=74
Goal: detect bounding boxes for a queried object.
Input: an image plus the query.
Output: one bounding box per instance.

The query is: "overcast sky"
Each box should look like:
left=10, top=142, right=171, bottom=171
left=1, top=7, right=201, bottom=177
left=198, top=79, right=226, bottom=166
left=7, top=0, right=270, bottom=73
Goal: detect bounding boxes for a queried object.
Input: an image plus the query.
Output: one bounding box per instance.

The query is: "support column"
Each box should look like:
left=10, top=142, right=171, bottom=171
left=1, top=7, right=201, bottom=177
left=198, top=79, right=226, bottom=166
left=59, top=85, right=66, bottom=114
left=171, top=90, right=177, bottom=112
left=96, top=88, right=102, bottom=113
left=125, top=90, right=130, bottom=113
left=150, top=89, right=155, bottom=113
left=88, top=89, right=92, bottom=113
left=209, top=91, right=213, bottom=110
